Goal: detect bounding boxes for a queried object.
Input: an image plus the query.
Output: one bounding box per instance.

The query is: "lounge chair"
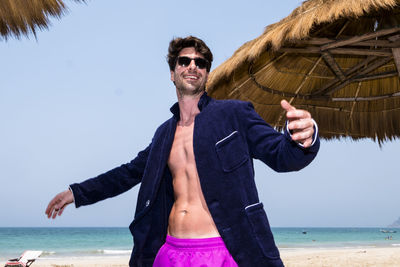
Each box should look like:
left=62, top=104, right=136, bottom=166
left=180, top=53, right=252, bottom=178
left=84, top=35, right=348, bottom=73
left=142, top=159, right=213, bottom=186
left=4, top=251, right=42, bottom=267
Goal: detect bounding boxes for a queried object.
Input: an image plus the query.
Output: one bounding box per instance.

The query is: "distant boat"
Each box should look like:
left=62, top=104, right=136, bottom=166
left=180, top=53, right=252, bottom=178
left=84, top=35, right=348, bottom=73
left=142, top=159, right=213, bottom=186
left=302, top=230, right=307, bottom=234
left=380, top=229, right=397, bottom=233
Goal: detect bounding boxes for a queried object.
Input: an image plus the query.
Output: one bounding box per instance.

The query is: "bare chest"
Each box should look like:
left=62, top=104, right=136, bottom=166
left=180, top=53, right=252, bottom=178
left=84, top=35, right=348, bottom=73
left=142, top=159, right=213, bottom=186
left=168, top=123, right=195, bottom=171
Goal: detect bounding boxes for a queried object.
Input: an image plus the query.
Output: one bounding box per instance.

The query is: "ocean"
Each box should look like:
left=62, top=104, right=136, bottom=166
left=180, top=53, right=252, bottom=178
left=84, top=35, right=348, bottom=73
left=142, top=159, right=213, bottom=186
left=0, top=227, right=399, bottom=261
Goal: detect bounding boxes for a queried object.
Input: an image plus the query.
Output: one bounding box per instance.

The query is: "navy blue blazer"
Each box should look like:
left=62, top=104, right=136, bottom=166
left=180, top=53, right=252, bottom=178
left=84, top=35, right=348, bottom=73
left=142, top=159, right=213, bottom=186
left=70, top=92, right=320, bottom=267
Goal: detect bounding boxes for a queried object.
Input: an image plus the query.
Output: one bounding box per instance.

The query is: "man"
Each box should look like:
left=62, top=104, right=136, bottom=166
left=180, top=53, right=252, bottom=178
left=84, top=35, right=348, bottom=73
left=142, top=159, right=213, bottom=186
left=46, top=36, right=319, bottom=267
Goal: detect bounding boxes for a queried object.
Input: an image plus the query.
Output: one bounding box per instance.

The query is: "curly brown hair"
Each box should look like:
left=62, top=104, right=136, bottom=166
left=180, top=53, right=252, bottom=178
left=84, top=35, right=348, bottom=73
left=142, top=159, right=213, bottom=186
left=167, top=36, right=213, bottom=72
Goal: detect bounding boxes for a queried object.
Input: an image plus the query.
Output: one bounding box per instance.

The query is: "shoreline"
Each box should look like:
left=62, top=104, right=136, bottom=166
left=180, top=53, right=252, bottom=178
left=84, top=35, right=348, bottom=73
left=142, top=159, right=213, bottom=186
left=1, top=247, right=400, bottom=267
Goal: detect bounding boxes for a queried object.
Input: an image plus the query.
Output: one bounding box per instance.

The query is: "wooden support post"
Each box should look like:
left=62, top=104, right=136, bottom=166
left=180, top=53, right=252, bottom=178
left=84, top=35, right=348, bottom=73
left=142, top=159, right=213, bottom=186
left=311, top=56, right=377, bottom=96
left=391, top=48, right=400, bottom=76
left=353, top=71, right=398, bottom=82
left=321, top=27, right=400, bottom=50
left=279, top=47, right=392, bottom=57
left=298, top=38, right=400, bottom=48
left=321, top=51, right=345, bottom=81
left=314, top=57, right=393, bottom=96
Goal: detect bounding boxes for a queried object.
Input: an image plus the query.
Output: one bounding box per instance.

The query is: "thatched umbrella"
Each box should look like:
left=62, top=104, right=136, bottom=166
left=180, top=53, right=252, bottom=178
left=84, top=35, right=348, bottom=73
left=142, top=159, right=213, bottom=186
left=207, top=0, right=400, bottom=143
left=0, top=0, right=84, bottom=40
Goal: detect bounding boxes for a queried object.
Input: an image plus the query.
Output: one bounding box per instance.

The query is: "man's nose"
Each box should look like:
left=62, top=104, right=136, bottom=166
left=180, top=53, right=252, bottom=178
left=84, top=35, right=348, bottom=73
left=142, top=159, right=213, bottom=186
left=188, top=59, right=197, bottom=70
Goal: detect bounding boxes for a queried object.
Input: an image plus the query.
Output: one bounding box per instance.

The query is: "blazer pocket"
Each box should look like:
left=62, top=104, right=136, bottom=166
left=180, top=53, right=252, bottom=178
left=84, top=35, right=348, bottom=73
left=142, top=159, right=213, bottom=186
left=245, top=202, right=280, bottom=260
left=215, top=131, right=248, bottom=172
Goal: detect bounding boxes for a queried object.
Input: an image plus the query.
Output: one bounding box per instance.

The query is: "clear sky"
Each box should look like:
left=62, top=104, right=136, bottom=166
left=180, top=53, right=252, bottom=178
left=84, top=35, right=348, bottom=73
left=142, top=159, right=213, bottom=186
left=1, top=0, right=399, bottom=228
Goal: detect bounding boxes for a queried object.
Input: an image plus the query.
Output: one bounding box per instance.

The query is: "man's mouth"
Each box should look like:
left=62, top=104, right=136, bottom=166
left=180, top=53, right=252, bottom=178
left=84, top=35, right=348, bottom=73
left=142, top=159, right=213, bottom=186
left=184, top=75, right=199, bottom=81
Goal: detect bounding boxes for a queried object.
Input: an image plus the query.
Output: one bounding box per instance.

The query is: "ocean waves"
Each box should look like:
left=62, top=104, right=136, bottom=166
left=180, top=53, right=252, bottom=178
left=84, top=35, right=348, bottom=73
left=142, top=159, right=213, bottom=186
left=0, top=227, right=132, bottom=260
left=1, top=227, right=399, bottom=261
left=98, top=249, right=131, bottom=255
left=41, top=249, right=131, bottom=256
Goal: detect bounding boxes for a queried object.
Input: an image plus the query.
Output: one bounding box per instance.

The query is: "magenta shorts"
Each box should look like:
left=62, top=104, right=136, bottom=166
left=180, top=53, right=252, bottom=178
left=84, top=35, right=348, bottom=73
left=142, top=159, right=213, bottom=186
left=153, top=235, right=238, bottom=267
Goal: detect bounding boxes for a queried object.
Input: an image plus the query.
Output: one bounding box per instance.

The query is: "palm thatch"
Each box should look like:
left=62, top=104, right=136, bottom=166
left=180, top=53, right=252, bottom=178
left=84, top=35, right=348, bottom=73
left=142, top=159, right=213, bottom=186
left=0, top=0, right=84, bottom=40
left=207, top=0, right=400, bottom=144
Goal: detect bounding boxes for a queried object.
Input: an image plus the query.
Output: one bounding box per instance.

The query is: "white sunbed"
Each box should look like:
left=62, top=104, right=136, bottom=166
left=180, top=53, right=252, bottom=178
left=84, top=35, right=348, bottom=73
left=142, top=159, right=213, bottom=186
left=5, top=250, right=43, bottom=267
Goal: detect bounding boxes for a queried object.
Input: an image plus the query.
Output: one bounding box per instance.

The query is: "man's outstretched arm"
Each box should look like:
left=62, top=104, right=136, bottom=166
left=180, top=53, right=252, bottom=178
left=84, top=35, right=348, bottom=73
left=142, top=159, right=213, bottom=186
left=45, top=143, right=152, bottom=219
left=243, top=100, right=319, bottom=172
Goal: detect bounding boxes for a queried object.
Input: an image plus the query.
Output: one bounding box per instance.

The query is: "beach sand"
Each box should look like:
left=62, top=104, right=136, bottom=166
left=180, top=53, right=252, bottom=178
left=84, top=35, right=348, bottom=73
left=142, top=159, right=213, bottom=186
left=281, top=247, right=400, bottom=267
left=1, top=247, right=400, bottom=266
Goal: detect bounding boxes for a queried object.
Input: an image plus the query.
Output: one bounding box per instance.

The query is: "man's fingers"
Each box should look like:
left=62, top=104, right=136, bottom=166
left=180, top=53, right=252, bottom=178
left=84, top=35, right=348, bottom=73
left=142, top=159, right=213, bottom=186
left=287, top=118, right=314, bottom=132
left=290, top=127, right=314, bottom=147
left=51, top=201, right=66, bottom=219
left=286, top=109, right=311, bottom=121
left=45, top=196, right=57, bottom=215
left=302, top=139, right=313, bottom=148
left=58, top=206, right=66, bottom=217
left=46, top=194, right=60, bottom=214
left=45, top=198, right=59, bottom=218
left=52, top=206, right=63, bottom=219
left=52, top=209, right=58, bottom=219
left=281, top=100, right=312, bottom=122
left=291, top=129, right=313, bottom=142
left=48, top=202, right=60, bottom=219
left=281, top=99, right=315, bottom=148
left=280, top=99, right=296, bottom=112
left=50, top=202, right=65, bottom=219
left=45, top=190, right=73, bottom=219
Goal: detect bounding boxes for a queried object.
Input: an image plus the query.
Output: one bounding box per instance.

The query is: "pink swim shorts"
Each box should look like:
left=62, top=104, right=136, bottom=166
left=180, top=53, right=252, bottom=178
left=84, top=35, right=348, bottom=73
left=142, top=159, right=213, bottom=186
left=153, top=235, right=238, bottom=267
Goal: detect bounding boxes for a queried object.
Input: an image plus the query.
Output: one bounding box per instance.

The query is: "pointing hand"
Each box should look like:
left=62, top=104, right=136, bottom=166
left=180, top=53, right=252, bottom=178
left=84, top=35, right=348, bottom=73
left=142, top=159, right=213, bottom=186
left=280, top=100, right=315, bottom=148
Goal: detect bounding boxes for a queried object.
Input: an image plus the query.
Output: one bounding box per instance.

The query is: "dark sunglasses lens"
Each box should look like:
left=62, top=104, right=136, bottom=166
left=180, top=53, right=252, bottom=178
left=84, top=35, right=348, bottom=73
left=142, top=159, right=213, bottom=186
left=194, top=58, right=207, bottom=69
left=177, top=57, right=191, bottom=67
left=177, top=57, right=208, bottom=69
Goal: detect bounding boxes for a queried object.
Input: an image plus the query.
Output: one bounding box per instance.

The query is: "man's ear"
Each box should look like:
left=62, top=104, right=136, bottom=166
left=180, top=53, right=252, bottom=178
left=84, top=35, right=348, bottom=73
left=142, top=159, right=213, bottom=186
left=170, top=70, right=175, bottom=83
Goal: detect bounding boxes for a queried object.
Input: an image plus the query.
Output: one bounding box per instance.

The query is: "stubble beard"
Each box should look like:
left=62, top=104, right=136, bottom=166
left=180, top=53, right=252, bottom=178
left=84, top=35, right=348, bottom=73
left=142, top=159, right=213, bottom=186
left=176, top=84, right=205, bottom=99
left=175, top=74, right=206, bottom=99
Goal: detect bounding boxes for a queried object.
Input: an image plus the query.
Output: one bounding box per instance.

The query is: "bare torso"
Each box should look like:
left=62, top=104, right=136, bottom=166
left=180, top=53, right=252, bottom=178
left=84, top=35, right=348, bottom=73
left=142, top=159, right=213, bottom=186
left=167, top=121, right=220, bottom=238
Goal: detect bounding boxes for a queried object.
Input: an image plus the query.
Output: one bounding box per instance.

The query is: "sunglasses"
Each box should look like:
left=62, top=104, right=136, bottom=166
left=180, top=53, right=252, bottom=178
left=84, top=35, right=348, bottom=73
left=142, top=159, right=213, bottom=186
left=176, top=56, right=209, bottom=70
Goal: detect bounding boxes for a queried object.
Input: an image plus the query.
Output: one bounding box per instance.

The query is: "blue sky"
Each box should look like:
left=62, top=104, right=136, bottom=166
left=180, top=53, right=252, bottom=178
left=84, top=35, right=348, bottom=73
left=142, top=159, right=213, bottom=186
left=1, top=0, right=399, bottom=228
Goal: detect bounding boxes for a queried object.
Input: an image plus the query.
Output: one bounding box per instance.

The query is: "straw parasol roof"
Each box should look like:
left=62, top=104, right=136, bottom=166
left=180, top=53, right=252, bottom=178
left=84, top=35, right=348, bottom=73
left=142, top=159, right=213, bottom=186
left=0, top=0, right=84, bottom=40
left=207, top=0, right=400, bottom=143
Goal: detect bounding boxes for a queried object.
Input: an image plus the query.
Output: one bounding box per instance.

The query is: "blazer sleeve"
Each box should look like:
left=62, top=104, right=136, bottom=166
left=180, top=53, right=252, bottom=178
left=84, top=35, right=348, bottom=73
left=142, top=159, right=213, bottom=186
left=241, top=102, right=320, bottom=172
left=70, top=143, right=151, bottom=208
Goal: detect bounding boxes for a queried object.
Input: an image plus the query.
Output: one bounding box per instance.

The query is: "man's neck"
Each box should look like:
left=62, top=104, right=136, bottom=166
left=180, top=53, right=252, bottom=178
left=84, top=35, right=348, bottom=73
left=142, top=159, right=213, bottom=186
left=177, top=91, right=204, bottom=126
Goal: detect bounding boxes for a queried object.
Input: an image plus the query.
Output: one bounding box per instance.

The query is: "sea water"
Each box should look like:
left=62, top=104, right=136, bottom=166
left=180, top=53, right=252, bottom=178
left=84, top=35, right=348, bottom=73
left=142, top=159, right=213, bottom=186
left=0, top=227, right=399, bottom=260
left=274, top=227, right=399, bottom=249
left=0, top=227, right=132, bottom=260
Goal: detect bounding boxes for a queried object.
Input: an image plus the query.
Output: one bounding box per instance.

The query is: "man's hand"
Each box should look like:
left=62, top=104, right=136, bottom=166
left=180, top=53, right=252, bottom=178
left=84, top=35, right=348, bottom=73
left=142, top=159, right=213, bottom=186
left=45, top=189, right=74, bottom=219
left=280, top=99, right=315, bottom=148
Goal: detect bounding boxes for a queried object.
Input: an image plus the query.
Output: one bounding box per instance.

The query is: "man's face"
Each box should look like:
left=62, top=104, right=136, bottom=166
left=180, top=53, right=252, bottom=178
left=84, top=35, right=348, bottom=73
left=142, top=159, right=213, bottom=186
left=171, top=47, right=209, bottom=97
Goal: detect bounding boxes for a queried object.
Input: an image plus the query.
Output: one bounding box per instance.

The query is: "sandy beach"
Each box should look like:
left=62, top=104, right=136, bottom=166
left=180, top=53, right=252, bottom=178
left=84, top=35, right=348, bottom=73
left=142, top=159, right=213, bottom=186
left=281, top=247, right=400, bottom=267
left=1, top=247, right=400, bottom=267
